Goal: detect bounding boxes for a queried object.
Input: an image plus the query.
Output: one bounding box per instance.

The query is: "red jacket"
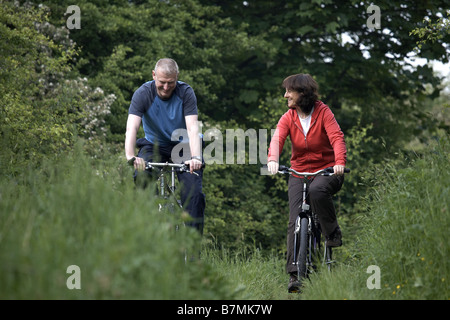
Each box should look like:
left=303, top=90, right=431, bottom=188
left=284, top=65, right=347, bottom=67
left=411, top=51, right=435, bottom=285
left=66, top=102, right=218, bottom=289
left=268, top=101, right=347, bottom=173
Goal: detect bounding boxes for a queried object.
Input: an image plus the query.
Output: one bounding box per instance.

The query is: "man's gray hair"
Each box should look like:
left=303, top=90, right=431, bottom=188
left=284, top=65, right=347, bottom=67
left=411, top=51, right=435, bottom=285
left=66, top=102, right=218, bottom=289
left=154, top=58, right=179, bottom=75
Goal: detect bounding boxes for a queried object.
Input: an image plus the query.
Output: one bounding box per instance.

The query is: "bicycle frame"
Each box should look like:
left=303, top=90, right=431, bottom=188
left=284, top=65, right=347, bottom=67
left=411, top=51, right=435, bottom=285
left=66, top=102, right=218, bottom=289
left=146, top=162, right=186, bottom=209
left=128, top=157, right=203, bottom=215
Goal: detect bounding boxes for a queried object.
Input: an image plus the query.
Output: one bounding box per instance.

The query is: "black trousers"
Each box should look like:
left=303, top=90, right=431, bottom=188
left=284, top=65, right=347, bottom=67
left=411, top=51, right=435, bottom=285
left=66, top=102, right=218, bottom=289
left=134, top=139, right=206, bottom=234
left=286, top=174, right=344, bottom=274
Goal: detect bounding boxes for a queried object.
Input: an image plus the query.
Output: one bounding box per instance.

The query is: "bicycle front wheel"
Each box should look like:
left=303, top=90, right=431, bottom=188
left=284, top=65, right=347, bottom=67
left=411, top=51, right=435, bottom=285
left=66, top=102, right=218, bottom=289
left=324, top=246, right=333, bottom=271
left=297, top=217, right=309, bottom=281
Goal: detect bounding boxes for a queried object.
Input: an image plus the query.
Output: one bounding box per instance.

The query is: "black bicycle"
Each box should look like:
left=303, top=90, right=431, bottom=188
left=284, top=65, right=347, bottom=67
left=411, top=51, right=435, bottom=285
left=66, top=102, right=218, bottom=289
left=277, top=165, right=350, bottom=290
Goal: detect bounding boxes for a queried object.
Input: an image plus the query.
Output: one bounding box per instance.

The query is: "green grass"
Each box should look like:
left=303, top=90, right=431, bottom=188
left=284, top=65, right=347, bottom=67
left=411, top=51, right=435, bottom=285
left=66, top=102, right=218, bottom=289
left=201, top=246, right=289, bottom=300
left=0, top=148, right=238, bottom=299
left=1, top=136, right=448, bottom=299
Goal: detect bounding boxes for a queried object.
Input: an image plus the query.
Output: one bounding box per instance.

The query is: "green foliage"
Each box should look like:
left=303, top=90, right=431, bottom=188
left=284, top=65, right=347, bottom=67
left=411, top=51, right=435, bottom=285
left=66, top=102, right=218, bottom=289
left=337, top=120, right=378, bottom=215
left=202, top=246, right=287, bottom=300
left=2, top=0, right=449, bottom=259
left=410, top=10, right=450, bottom=55
left=200, top=116, right=290, bottom=253
left=203, top=164, right=286, bottom=253
left=301, top=134, right=450, bottom=299
left=0, top=144, right=238, bottom=299
left=60, top=77, right=117, bottom=157
left=0, top=1, right=78, bottom=173
left=0, top=1, right=115, bottom=174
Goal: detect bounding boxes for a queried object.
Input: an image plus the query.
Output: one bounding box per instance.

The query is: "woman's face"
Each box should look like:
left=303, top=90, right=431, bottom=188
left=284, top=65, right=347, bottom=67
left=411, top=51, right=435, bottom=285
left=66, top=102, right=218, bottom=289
left=284, top=89, right=301, bottom=108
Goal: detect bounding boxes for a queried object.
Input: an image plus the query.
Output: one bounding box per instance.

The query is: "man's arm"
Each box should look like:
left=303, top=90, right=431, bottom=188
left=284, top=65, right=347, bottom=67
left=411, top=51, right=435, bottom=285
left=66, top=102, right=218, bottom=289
left=185, top=114, right=202, bottom=173
left=125, top=114, right=145, bottom=170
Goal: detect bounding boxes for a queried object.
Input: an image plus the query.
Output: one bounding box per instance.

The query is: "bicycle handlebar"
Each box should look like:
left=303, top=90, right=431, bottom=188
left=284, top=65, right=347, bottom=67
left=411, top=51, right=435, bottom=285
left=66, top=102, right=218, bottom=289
left=277, top=165, right=350, bottom=176
left=127, top=157, right=205, bottom=173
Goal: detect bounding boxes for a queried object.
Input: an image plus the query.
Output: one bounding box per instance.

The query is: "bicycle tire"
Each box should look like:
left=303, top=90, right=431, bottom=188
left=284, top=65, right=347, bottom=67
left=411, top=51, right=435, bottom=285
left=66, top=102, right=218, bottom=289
left=297, top=217, right=309, bottom=281
left=310, top=220, right=322, bottom=272
left=325, top=246, right=333, bottom=271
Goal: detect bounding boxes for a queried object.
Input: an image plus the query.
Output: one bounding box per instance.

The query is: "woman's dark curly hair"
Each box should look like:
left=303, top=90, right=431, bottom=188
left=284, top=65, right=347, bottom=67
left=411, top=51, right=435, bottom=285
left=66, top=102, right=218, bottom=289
left=282, top=74, right=319, bottom=113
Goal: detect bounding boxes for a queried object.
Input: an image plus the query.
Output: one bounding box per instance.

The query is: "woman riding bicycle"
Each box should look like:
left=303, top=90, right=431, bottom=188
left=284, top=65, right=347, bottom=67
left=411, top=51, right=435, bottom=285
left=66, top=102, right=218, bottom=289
left=267, top=73, right=347, bottom=292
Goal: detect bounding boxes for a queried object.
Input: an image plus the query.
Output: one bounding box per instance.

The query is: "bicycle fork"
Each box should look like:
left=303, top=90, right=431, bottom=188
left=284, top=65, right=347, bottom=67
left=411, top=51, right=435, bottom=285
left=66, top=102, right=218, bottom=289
left=157, top=168, right=183, bottom=211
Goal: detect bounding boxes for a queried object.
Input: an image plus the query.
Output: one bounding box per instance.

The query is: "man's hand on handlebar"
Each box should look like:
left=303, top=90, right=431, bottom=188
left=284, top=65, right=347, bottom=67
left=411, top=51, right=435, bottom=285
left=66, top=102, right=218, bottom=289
left=185, top=158, right=202, bottom=174
left=127, top=156, right=145, bottom=171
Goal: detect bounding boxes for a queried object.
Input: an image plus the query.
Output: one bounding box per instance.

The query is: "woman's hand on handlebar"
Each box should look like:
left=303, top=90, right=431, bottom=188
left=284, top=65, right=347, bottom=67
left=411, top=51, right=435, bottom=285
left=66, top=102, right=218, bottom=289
left=333, top=164, right=345, bottom=176
left=267, top=161, right=279, bottom=175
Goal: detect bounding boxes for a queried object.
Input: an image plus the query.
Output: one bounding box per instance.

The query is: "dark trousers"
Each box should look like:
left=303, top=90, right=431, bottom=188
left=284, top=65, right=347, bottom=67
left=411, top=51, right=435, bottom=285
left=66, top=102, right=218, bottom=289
left=286, top=174, right=344, bottom=274
left=134, top=139, right=206, bottom=234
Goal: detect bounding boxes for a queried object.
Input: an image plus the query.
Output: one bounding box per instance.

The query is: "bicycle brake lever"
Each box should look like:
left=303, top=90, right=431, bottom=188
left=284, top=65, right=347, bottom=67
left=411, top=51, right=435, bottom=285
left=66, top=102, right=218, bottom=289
left=277, top=165, right=291, bottom=174
left=183, top=165, right=199, bottom=176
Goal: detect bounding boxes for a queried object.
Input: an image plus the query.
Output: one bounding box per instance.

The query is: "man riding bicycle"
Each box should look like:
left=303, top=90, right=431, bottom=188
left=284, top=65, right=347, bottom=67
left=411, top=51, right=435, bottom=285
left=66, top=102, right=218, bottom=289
left=125, top=58, right=205, bottom=234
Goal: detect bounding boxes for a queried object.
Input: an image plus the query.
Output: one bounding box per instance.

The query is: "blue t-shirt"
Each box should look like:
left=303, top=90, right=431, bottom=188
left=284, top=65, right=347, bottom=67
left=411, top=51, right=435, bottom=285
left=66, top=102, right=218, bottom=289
left=128, top=80, right=198, bottom=146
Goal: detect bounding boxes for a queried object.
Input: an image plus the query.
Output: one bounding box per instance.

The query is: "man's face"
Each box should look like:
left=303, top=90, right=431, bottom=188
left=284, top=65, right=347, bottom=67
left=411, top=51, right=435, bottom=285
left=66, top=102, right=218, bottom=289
left=153, top=69, right=177, bottom=99
left=284, top=89, right=301, bottom=108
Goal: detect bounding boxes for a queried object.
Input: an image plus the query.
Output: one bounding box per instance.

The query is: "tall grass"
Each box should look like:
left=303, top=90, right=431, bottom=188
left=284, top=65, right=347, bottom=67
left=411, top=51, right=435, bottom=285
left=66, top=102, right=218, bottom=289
left=0, top=146, right=238, bottom=299
left=202, top=245, right=289, bottom=300
left=2, top=136, right=448, bottom=300
left=300, top=136, right=449, bottom=299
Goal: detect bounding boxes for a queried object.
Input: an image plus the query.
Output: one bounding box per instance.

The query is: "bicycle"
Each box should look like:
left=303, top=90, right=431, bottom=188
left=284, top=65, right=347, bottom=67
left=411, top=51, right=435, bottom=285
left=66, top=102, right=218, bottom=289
left=128, top=157, right=204, bottom=261
left=277, top=165, right=350, bottom=290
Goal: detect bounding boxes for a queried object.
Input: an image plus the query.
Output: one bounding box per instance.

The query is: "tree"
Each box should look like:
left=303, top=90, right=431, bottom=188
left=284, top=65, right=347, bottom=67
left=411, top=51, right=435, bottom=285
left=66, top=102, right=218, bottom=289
left=23, top=0, right=449, bottom=251
left=0, top=1, right=77, bottom=173
left=0, top=1, right=115, bottom=174
left=199, top=0, right=448, bottom=131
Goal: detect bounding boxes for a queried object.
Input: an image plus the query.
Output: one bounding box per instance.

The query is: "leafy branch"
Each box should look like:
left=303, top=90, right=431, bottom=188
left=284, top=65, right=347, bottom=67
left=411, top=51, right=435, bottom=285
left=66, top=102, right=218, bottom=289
left=410, top=10, right=450, bottom=54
